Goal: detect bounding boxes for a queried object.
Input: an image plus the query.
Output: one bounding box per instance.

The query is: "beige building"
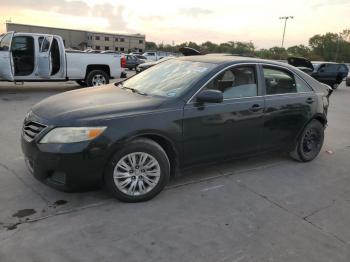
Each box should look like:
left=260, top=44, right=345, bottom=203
left=6, top=23, right=146, bottom=52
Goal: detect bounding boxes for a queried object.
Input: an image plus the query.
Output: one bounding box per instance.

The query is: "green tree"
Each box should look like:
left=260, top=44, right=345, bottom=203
left=145, top=41, right=157, bottom=50
left=287, top=45, right=311, bottom=58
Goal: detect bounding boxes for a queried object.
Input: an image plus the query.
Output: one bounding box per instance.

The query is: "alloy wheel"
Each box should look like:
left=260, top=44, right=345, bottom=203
left=92, top=74, right=107, bottom=86
left=113, top=152, right=161, bottom=196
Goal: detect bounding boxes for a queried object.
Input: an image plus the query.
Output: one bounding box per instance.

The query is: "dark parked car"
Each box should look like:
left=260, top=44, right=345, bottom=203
left=22, top=56, right=332, bottom=202
left=125, top=54, right=145, bottom=70
left=288, top=57, right=348, bottom=89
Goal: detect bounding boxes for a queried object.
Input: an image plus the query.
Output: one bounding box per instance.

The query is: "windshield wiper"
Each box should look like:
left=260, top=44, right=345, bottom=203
left=122, top=86, right=148, bottom=96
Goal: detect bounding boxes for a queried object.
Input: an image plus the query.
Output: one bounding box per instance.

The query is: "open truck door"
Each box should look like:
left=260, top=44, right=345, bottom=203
left=0, top=32, right=15, bottom=81
left=37, top=35, right=53, bottom=79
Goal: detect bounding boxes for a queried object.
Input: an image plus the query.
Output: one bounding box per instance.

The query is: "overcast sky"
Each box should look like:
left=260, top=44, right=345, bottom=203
left=0, top=0, right=349, bottom=48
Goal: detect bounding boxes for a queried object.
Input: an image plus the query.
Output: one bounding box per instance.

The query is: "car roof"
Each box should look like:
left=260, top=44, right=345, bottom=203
left=177, top=55, right=295, bottom=68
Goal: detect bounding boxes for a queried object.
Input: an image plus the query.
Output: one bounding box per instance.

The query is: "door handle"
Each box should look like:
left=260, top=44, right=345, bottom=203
left=306, top=97, right=315, bottom=104
left=249, top=104, right=263, bottom=112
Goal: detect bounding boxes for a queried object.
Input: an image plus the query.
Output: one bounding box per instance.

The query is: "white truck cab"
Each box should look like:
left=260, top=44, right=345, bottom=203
left=0, top=32, right=126, bottom=86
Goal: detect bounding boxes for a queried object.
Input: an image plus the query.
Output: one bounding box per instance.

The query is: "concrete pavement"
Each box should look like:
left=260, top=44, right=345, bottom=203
left=0, top=80, right=350, bottom=262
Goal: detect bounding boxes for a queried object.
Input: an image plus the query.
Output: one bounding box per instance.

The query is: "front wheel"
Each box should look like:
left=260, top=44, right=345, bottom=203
left=290, top=120, right=324, bottom=162
left=104, top=138, right=170, bottom=202
left=86, top=70, right=109, bottom=87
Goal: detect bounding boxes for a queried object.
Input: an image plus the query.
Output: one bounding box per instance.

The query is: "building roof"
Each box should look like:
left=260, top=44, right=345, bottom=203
left=6, top=22, right=145, bottom=38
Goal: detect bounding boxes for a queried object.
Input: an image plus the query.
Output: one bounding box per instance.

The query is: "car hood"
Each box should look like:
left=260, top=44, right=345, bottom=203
left=287, top=57, right=314, bottom=71
left=31, top=84, right=166, bottom=125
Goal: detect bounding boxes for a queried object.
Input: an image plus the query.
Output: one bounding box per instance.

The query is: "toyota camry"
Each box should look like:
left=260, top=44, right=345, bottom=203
left=22, top=55, right=332, bottom=202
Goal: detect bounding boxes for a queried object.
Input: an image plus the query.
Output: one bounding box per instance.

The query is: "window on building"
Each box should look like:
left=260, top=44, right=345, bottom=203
left=105, top=46, right=109, bottom=50
left=120, top=38, right=125, bottom=42
left=115, top=47, right=119, bottom=51
left=95, top=46, right=100, bottom=50
left=95, top=36, right=100, bottom=40
left=115, top=38, right=119, bottom=42
left=105, top=37, right=109, bottom=41
left=139, top=40, right=143, bottom=44
left=120, top=47, right=124, bottom=51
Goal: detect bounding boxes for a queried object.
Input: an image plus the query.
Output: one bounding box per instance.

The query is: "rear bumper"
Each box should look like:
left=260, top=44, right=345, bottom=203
left=21, top=136, right=108, bottom=191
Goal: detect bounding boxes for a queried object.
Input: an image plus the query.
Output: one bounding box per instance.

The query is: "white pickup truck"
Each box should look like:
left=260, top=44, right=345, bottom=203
left=0, top=32, right=126, bottom=87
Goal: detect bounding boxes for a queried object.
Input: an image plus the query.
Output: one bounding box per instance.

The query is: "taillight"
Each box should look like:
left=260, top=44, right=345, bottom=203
left=121, top=56, right=126, bottom=68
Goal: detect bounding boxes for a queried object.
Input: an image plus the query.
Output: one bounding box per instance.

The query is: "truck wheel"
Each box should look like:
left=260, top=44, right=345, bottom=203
left=290, top=120, right=324, bottom=162
left=86, top=70, right=109, bottom=87
left=76, top=80, right=87, bottom=87
left=104, top=138, right=170, bottom=202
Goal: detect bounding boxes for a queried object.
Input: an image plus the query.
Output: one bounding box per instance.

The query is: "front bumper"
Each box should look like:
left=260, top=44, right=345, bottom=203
left=21, top=135, right=109, bottom=191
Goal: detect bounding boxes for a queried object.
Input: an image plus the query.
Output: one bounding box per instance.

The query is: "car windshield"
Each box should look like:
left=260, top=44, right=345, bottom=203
left=119, top=59, right=216, bottom=98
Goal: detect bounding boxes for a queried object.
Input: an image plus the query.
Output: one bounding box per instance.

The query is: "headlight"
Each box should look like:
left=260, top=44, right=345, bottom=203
left=40, top=127, right=107, bottom=144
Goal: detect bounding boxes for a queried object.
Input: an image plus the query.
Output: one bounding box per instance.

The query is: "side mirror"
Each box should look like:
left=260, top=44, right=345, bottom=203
left=196, top=89, right=223, bottom=104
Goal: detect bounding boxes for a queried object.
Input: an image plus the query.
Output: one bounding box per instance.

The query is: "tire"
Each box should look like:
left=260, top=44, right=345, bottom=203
left=290, top=120, right=324, bottom=162
left=76, top=80, right=87, bottom=87
left=346, top=77, right=350, bottom=87
left=104, top=138, right=170, bottom=202
left=332, top=83, right=339, bottom=90
left=86, top=70, right=109, bottom=87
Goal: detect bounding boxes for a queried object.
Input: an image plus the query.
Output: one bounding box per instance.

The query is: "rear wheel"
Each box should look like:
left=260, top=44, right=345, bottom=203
left=290, top=120, right=324, bottom=162
left=86, top=70, right=109, bottom=87
left=104, top=138, right=170, bottom=202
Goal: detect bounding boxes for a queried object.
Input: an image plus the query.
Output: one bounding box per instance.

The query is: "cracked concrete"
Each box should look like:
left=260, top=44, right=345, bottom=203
left=0, top=80, right=350, bottom=261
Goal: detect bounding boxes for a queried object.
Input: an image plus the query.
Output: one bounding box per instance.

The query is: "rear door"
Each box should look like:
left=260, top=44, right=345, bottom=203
left=261, top=65, right=317, bottom=151
left=0, top=32, right=14, bottom=81
left=37, top=35, right=53, bottom=79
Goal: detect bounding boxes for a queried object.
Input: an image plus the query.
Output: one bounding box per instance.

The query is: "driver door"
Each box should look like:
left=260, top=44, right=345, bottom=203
left=182, top=64, right=265, bottom=165
left=37, top=35, right=53, bottom=79
left=0, top=32, right=15, bottom=81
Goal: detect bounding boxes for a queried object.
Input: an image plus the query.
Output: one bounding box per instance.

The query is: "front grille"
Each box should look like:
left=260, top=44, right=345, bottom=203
left=23, top=121, right=47, bottom=142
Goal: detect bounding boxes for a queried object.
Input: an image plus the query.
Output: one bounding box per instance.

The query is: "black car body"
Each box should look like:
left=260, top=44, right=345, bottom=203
left=288, top=57, right=348, bottom=88
left=22, top=56, right=332, bottom=202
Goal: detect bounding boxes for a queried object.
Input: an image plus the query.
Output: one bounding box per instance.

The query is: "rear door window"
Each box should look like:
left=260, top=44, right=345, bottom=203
left=263, top=67, right=297, bottom=95
left=263, top=66, right=311, bottom=94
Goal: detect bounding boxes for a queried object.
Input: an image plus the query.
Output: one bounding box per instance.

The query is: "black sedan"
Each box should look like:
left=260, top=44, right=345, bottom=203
left=22, top=56, right=332, bottom=202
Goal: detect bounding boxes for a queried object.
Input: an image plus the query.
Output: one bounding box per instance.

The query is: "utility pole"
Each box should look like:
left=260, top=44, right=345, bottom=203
left=335, top=32, right=341, bottom=62
left=279, top=16, right=294, bottom=48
